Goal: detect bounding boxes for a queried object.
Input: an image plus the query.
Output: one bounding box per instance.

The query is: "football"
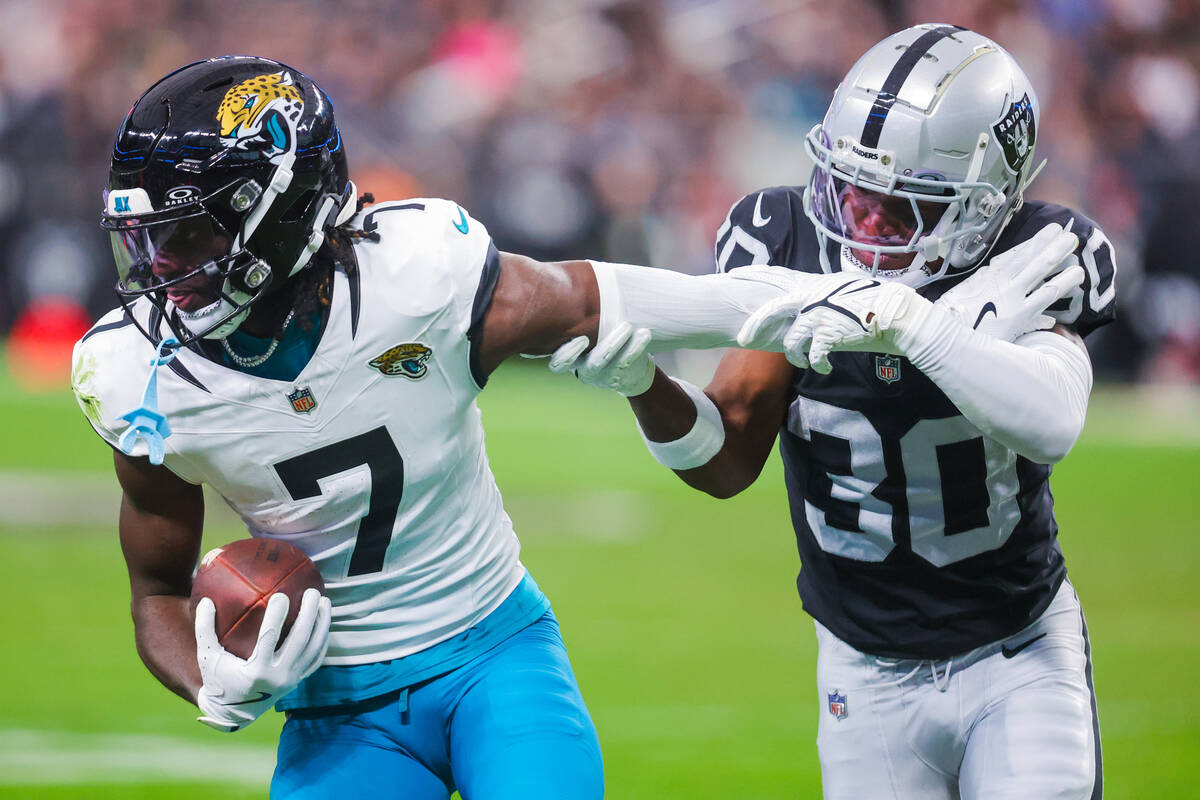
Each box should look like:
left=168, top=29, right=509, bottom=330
left=190, top=538, right=325, bottom=660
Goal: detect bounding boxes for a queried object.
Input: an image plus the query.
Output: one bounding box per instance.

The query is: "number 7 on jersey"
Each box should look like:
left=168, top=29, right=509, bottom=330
left=274, top=427, right=404, bottom=576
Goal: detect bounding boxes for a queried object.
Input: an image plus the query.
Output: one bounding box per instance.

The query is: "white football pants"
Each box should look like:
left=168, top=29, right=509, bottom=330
left=814, top=580, right=1101, bottom=800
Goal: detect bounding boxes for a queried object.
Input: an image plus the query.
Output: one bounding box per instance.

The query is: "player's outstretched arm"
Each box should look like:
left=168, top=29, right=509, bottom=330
left=476, top=253, right=805, bottom=377
left=547, top=324, right=795, bottom=498
left=113, top=449, right=207, bottom=704
left=475, top=253, right=602, bottom=376
left=478, top=252, right=807, bottom=496
left=738, top=231, right=1094, bottom=464
left=630, top=350, right=795, bottom=498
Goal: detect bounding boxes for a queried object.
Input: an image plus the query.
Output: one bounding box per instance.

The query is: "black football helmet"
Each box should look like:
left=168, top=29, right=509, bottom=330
left=101, top=55, right=354, bottom=344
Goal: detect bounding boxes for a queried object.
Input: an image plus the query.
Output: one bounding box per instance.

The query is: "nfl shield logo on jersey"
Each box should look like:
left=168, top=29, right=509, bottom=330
left=287, top=386, right=317, bottom=414
left=875, top=355, right=901, bottom=384
left=828, top=690, right=848, bottom=721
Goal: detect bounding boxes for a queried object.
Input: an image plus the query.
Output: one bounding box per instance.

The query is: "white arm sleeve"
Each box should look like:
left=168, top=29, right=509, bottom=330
left=897, top=302, right=1093, bottom=464
left=590, top=260, right=795, bottom=353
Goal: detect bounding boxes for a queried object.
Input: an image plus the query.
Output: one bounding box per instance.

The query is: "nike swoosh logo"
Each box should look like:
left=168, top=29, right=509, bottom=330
left=1001, top=632, right=1046, bottom=658
left=800, top=279, right=880, bottom=332
left=972, top=301, right=998, bottom=330
left=223, top=691, right=273, bottom=706
left=453, top=207, right=469, bottom=234
left=752, top=193, right=772, bottom=228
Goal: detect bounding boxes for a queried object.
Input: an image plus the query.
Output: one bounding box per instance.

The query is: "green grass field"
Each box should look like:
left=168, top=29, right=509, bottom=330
left=0, top=358, right=1196, bottom=798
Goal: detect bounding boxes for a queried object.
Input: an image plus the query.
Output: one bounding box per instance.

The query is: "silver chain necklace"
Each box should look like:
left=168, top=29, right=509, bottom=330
left=221, top=309, right=297, bottom=368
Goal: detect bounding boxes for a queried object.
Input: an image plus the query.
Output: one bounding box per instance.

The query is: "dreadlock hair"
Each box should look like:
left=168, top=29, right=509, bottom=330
left=269, top=192, right=377, bottom=337
left=335, top=192, right=379, bottom=243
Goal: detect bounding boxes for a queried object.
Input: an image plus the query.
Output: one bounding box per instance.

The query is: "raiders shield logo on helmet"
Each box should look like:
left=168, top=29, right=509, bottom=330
left=992, top=93, right=1036, bottom=175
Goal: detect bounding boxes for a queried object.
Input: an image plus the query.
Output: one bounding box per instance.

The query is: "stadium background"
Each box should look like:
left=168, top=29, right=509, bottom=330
left=0, top=0, right=1196, bottom=797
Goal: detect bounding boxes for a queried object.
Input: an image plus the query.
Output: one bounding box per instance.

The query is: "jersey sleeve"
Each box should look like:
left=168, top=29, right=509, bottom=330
left=713, top=186, right=819, bottom=274
left=71, top=311, right=131, bottom=454
left=356, top=198, right=500, bottom=389
left=1002, top=204, right=1117, bottom=338
left=70, top=312, right=205, bottom=485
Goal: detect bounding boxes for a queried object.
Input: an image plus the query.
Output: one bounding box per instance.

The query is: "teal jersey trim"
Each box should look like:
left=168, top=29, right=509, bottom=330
left=217, top=310, right=324, bottom=382
left=277, top=572, right=552, bottom=711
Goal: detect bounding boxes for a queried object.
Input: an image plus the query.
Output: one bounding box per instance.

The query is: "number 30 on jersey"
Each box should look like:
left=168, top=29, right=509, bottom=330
left=793, top=396, right=1022, bottom=567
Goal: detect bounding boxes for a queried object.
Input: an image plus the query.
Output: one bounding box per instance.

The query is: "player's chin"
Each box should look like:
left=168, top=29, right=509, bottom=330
left=851, top=248, right=918, bottom=273
left=166, top=287, right=220, bottom=312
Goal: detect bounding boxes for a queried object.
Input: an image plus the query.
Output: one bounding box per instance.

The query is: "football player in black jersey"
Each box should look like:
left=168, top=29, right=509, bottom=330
left=554, top=24, right=1114, bottom=800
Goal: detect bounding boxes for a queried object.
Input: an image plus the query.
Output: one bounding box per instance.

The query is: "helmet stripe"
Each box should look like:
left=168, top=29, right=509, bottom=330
left=860, top=25, right=963, bottom=148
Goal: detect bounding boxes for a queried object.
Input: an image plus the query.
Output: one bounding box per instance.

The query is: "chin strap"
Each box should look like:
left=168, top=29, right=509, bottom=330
left=117, top=337, right=181, bottom=466
left=235, top=153, right=296, bottom=251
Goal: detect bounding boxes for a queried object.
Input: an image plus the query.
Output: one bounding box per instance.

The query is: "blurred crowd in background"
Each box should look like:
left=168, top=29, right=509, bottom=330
left=3, top=0, right=1200, bottom=384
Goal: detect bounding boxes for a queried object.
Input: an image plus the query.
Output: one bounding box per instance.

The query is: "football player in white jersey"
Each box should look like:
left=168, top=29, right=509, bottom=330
left=554, top=25, right=1112, bottom=800
left=71, top=56, right=887, bottom=798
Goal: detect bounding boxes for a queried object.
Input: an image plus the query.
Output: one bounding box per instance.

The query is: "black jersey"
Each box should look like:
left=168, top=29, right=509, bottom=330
left=715, top=186, right=1116, bottom=659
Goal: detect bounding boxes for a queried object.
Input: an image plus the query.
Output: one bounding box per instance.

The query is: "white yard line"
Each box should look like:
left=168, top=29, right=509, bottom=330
left=0, top=473, right=241, bottom=528
left=0, top=729, right=275, bottom=786
left=1, top=383, right=1194, bottom=528
left=1081, top=385, right=1200, bottom=445
left=0, top=472, right=650, bottom=539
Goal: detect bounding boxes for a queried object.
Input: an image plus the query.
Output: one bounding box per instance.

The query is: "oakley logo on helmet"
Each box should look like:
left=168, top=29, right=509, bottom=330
left=215, top=71, right=304, bottom=165
left=164, top=186, right=202, bottom=207
left=992, top=93, right=1036, bottom=175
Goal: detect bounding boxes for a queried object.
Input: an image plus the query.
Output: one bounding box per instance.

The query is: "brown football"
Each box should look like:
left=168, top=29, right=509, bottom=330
left=190, top=538, right=325, bottom=659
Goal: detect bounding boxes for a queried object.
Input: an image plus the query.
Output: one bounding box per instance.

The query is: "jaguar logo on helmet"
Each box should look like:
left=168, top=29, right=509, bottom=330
left=214, top=71, right=304, bottom=165
left=991, top=93, right=1037, bottom=175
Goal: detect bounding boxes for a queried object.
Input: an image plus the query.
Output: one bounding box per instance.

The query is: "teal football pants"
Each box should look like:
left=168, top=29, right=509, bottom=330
left=270, top=613, right=603, bottom=799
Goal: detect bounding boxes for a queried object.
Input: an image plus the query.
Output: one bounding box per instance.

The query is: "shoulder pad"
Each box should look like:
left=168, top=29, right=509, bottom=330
left=356, top=198, right=484, bottom=251
left=349, top=199, right=498, bottom=364
left=713, top=186, right=821, bottom=274
left=72, top=310, right=157, bottom=451
left=999, top=202, right=1117, bottom=337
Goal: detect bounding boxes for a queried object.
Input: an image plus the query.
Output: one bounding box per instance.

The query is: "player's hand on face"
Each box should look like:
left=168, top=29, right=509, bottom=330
left=547, top=322, right=655, bottom=397
left=194, top=588, right=332, bottom=732
left=738, top=275, right=917, bottom=373
left=937, top=221, right=1084, bottom=341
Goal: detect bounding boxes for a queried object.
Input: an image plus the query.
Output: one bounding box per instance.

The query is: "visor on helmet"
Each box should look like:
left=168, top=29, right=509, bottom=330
left=810, top=171, right=950, bottom=271
left=803, top=124, right=1005, bottom=282
left=108, top=215, right=235, bottom=309
left=101, top=182, right=273, bottom=344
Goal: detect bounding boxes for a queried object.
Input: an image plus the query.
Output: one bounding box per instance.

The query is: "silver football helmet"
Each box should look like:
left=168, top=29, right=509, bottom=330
left=803, top=24, right=1044, bottom=287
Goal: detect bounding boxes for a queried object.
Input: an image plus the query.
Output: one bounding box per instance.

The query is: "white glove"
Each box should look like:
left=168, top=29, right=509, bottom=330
left=548, top=322, right=655, bottom=397
left=194, top=588, right=332, bottom=732
left=937, top=222, right=1084, bottom=342
left=738, top=274, right=919, bottom=372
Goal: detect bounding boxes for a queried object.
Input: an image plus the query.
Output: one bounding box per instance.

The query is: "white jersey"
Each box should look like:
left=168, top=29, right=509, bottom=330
left=72, top=198, right=523, bottom=666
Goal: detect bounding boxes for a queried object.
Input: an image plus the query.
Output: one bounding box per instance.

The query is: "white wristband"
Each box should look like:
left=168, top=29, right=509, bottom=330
left=638, top=379, right=725, bottom=470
